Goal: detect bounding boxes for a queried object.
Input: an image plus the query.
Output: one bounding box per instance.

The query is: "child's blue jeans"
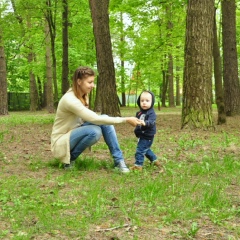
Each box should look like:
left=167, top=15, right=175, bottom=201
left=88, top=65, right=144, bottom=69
left=134, top=138, right=157, bottom=166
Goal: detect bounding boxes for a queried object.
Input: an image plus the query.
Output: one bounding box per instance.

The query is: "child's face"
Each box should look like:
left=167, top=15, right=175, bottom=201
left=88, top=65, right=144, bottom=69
left=140, top=92, right=152, bottom=110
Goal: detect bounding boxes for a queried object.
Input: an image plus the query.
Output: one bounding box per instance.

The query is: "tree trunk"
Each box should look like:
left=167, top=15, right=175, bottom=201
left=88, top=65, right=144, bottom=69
left=120, top=60, right=126, bottom=107
left=222, top=0, right=240, bottom=116
left=175, top=64, right=181, bottom=106
left=89, top=0, right=120, bottom=116
left=46, top=0, right=58, bottom=106
left=168, top=53, right=175, bottom=107
left=0, top=27, right=8, bottom=115
left=213, top=9, right=226, bottom=124
left=26, top=18, right=38, bottom=112
left=94, top=75, right=101, bottom=112
left=45, top=20, right=54, bottom=113
left=161, top=70, right=168, bottom=107
left=61, top=0, right=69, bottom=95
left=119, top=12, right=126, bottom=107
left=181, top=0, right=214, bottom=129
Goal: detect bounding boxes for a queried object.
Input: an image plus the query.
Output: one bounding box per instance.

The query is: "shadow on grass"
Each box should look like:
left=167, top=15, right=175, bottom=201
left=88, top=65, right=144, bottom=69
left=47, top=157, right=112, bottom=171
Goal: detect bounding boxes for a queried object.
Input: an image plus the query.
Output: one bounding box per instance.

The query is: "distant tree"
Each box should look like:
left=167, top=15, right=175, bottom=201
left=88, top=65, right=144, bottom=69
left=119, top=13, right=126, bottom=107
left=27, top=18, right=39, bottom=111
left=61, top=0, right=69, bottom=95
left=167, top=53, right=174, bottom=107
left=213, top=8, right=226, bottom=124
left=89, top=0, right=120, bottom=116
left=222, top=0, right=240, bottom=116
left=166, top=4, right=175, bottom=108
left=45, top=20, right=54, bottom=113
left=181, top=0, right=215, bottom=129
left=10, top=0, right=39, bottom=111
left=45, top=0, right=58, bottom=106
left=175, top=56, right=181, bottom=106
left=0, top=24, right=8, bottom=115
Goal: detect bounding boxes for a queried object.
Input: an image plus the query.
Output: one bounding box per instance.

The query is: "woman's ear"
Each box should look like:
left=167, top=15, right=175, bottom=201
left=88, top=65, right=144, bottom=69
left=77, top=79, right=81, bottom=86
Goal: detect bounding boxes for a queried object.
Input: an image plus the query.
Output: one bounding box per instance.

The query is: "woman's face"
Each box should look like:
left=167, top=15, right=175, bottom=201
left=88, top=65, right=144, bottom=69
left=77, top=76, right=95, bottom=95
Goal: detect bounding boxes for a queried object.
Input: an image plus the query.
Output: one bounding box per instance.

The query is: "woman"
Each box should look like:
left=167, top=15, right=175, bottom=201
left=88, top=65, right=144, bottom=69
left=51, top=66, right=142, bottom=173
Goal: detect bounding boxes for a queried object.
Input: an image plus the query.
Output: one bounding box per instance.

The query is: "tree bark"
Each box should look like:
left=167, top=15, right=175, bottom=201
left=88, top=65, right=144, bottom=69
left=175, top=59, right=181, bottom=106
left=168, top=53, right=175, bottom=107
left=0, top=26, right=8, bottom=115
left=89, top=0, right=120, bottom=116
left=45, top=20, right=54, bottom=113
left=119, top=12, right=126, bottom=107
left=161, top=70, right=168, bottom=107
left=61, top=0, right=69, bottom=95
left=222, top=0, right=240, bottom=116
left=213, top=9, right=226, bottom=124
left=26, top=18, right=38, bottom=112
left=45, top=0, right=58, bottom=106
left=181, top=0, right=214, bottom=129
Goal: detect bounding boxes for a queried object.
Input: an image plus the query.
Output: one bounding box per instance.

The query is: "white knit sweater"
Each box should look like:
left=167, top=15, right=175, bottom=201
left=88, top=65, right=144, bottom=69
left=51, top=89, right=126, bottom=163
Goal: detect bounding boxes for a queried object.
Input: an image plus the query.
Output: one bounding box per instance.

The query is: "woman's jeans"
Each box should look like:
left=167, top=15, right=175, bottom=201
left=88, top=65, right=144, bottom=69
left=135, top=138, right=157, bottom=166
left=70, top=122, right=124, bottom=166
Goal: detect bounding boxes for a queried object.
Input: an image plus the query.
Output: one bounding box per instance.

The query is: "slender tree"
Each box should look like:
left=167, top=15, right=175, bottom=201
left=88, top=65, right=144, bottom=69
left=167, top=53, right=174, bottom=107
left=45, top=0, right=58, bottom=106
left=45, top=19, right=54, bottom=113
left=0, top=23, right=8, bottom=115
left=89, top=0, right=120, bottom=116
left=222, top=0, right=240, bottom=116
left=175, top=65, right=181, bottom=106
left=181, top=0, right=215, bottom=129
left=27, top=17, right=39, bottom=111
left=213, top=8, right=226, bottom=124
left=61, top=0, right=69, bottom=94
left=120, top=13, right=126, bottom=107
left=166, top=4, right=175, bottom=107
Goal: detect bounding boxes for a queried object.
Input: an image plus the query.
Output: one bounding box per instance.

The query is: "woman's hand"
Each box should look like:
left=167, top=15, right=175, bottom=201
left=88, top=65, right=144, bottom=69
left=125, top=117, right=143, bottom=127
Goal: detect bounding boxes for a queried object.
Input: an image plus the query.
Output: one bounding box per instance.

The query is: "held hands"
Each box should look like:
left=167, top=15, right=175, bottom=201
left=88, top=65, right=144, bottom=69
left=126, top=117, right=145, bottom=127
left=139, top=119, right=146, bottom=126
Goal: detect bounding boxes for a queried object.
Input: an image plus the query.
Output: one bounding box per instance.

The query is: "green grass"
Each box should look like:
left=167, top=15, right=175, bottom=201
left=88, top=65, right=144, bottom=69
left=0, top=108, right=240, bottom=239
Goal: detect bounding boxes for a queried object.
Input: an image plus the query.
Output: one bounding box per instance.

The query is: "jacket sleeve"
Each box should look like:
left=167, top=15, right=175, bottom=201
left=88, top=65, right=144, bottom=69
left=144, top=110, right=156, bottom=128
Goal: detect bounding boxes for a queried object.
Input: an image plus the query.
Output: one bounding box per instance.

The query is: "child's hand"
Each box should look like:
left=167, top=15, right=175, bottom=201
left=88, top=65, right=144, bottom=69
left=140, top=120, right=146, bottom=126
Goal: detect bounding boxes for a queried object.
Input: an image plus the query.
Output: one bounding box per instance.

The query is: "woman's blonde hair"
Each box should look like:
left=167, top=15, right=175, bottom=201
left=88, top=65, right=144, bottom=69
left=72, top=66, right=95, bottom=106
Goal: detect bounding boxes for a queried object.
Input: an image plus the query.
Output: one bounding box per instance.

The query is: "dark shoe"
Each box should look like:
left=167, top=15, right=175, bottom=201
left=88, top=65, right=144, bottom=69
left=64, top=160, right=75, bottom=170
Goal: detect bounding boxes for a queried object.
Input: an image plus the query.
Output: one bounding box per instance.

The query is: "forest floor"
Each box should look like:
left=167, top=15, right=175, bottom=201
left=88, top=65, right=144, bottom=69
left=0, top=107, right=240, bottom=239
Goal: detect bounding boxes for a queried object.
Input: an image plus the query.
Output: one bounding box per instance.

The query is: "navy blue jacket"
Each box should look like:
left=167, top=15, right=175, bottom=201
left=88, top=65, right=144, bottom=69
left=134, top=91, right=156, bottom=140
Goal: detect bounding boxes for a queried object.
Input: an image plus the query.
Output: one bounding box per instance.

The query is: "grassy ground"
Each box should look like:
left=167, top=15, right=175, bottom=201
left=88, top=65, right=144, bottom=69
left=0, top=107, right=240, bottom=240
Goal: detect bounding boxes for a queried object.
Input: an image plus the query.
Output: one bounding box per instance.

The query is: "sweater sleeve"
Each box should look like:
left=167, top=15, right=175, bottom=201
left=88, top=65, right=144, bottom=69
left=63, top=92, right=126, bottom=125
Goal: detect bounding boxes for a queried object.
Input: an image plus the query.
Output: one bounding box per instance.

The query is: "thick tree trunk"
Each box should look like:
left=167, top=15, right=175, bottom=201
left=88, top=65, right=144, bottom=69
left=89, top=0, right=120, bottom=116
left=213, top=9, right=226, bottom=124
left=222, top=0, right=240, bottom=116
left=0, top=28, right=8, bottom=115
left=61, top=0, right=69, bottom=95
left=181, top=0, right=214, bottom=129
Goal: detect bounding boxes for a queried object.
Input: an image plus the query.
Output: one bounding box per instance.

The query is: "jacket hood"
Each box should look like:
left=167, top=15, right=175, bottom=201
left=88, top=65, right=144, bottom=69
left=137, top=90, right=155, bottom=110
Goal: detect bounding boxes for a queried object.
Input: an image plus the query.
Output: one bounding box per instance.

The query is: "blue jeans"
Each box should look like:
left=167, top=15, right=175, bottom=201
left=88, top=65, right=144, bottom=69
left=135, top=138, right=157, bottom=166
left=70, top=122, right=124, bottom=166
